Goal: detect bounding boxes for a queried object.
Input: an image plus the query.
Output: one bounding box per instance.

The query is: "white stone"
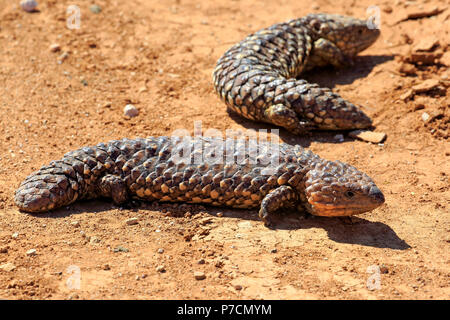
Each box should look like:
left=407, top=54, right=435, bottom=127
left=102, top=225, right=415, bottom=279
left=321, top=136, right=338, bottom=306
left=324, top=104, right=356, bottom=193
left=26, top=249, right=37, bottom=256
left=421, top=112, right=430, bottom=122
left=20, top=0, right=38, bottom=12
left=123, top=104, right=139, bottom=118
left=334, top=134, right=344, bottom=142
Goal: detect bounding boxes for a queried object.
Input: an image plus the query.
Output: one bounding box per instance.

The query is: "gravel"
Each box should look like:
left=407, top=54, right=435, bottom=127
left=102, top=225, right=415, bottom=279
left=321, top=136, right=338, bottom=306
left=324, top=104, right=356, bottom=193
left=89, top=4, right=102, bottom=14
left=194, top=271, right=206, bottom=280
left=124, top=104, right=139, bottom=118
left=20, top=0, right=38, bottom=12
left=349, top=130, right=387, bottom=144
left=0, top=263, right=16, bottom=272
left=156, top=265, right=165, bottom=273
left=49, top=43, right=61, bottom=53
left=125, top=218, right=139, bottom=225
left=421, top=112, right=431, bottom=122
left=71, top=221, right=80, bottom=228
left=334, top=134, right=344, bottom=142
left=113, top=246, right=129, bottom=253
left=26, top=249, right=37, bottom=256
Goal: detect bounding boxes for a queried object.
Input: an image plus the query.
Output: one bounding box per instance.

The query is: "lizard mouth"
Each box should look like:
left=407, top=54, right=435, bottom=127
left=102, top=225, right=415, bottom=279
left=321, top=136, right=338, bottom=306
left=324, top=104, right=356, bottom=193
left=308, top=201, right=384, bottom=217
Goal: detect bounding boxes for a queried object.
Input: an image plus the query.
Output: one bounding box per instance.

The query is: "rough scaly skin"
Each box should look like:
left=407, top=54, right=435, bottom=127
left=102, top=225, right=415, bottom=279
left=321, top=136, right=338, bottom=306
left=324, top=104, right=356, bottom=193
left=213, top=13, right=380, bottom=134
left=15, top=136, right=385, bottom=226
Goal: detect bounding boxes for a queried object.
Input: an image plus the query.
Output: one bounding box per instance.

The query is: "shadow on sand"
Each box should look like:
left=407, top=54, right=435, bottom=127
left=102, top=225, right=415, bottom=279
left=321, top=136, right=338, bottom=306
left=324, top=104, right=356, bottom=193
left=27, top=197, right=409, bottom=251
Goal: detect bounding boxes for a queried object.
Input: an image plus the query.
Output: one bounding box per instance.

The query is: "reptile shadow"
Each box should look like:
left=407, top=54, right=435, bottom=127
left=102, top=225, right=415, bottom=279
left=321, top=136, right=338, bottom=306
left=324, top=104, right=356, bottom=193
left=276, top=214, right=410, bottom=250
left=227, top=110, right=374, bottom=148
left=30, top=200, right=409, bottom=250
left=302, top=55, right=394, bottom=88
left=209, top=208, right=409, bottom=250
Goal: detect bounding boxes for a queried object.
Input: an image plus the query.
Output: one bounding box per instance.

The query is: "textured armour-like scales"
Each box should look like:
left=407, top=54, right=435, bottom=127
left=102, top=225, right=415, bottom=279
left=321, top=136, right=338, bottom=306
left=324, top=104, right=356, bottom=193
left=212, top=17, right=370, bottom=131
left=15, top=136, right=321, bottom=213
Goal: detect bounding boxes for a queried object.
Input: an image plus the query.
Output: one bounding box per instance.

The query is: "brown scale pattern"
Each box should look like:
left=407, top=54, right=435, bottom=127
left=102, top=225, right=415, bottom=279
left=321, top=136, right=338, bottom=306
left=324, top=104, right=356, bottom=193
left=15, top=136, right=385, bottom=226
left=213, top=13, right=380, bottom=134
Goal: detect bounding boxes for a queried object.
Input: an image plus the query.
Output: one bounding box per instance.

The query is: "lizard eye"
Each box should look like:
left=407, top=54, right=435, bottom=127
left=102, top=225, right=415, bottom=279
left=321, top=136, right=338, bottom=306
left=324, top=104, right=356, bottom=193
left=358, top=28, right=363, bottom=34
left=345, top=191, right=355, bottom=198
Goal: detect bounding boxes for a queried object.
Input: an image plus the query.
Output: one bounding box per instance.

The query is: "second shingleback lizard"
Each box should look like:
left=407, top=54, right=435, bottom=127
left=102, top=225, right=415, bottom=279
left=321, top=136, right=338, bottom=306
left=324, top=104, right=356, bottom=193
left=15, top=136, right=385, bottom=226
left=213, top=13, right=380, bottom=134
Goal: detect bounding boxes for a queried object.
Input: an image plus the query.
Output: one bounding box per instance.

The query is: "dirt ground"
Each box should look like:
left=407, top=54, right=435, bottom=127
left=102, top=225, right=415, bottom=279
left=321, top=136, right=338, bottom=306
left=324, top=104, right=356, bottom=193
left=0, top=0, right=448, bottom=300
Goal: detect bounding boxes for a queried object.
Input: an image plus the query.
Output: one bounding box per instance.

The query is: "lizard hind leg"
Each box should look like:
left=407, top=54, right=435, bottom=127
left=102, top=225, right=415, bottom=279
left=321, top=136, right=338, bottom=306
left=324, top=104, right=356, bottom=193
left=264, top=104, right=315, bottom=135
left=97, top=174, right=129, bottom=206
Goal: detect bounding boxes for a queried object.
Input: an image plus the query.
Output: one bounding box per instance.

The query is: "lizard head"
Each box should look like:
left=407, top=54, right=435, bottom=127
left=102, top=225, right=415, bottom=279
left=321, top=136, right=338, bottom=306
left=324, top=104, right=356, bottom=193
left=302, top=159, right=385, bottom=216
left=305, top=13, right=380, bottom=57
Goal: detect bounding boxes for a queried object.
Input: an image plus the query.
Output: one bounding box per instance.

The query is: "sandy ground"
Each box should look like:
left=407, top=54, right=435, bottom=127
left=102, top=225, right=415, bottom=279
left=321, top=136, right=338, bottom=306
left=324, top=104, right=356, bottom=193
left=0, top=0, right=449, bottom=300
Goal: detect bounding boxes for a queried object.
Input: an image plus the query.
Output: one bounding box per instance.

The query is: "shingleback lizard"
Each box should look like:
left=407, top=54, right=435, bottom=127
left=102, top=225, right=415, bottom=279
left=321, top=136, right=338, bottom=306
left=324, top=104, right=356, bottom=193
left=15, top=136, right=385, bottom=226
left=213, top=13, right=380, bottom=134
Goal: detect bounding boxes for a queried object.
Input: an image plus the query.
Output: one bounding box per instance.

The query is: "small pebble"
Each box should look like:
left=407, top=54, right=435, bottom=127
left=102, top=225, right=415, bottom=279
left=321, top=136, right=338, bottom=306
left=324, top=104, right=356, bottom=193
left=57, top=52, right=69, bottom=64
left=20, top=0, right=38, bottom=12
left=349, top=130, right=387, bottom=144
left=200, top=217, right=213, bottom=225
left=156, top=265, right=165, bottom=273
left=421, top=112, right=430, bottom=122
left=412, top=79, right=441, bottom=94
left=400, top=89, right=414, bottom=101
left=157, top=248, right=164, bottom=254
left=124, top=104, right=139, bottom=118
left=113, top=246, right=129, bottom=253
left=398, top=63, right=416, bottom=75
left=0, top=263, right=16, bottom=272
left=194, top=271, right=206, bottom=280
left=89, top=4, right=102, bottom=14
left=103, top=264, right=111, bottom=270
left=49, top=43, right=61, bottom=53
left=26, top=249, right=37, bottom=256
left=125, top=217, right=139, bottom=225
left=90, top=236, right=100, bottom=244
left=234, top=284, right=243, bottom=290
left=71, top=221, right=80, bottom=228
left=197, top=258, right=205, bottom=264
left=270, top=248, right=277, bottom=253
left=334, top=134, right=344, bottom=142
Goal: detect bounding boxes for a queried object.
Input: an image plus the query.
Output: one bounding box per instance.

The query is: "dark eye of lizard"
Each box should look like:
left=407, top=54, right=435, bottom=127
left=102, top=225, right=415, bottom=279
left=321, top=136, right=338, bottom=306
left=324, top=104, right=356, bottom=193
left=345, top=191, right=355, bottom=198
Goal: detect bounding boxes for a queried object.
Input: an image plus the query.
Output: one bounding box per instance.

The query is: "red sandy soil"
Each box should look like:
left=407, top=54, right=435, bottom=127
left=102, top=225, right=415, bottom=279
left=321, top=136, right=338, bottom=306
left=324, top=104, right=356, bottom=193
left=0, top=0, right=448, bottom=299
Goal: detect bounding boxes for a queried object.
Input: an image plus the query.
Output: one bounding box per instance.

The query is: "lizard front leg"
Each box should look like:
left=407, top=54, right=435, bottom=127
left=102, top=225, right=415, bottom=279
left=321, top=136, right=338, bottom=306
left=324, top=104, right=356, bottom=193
left=259, top=185, right=299, bottom=227
left=306, top=38, right=354, bottom=70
